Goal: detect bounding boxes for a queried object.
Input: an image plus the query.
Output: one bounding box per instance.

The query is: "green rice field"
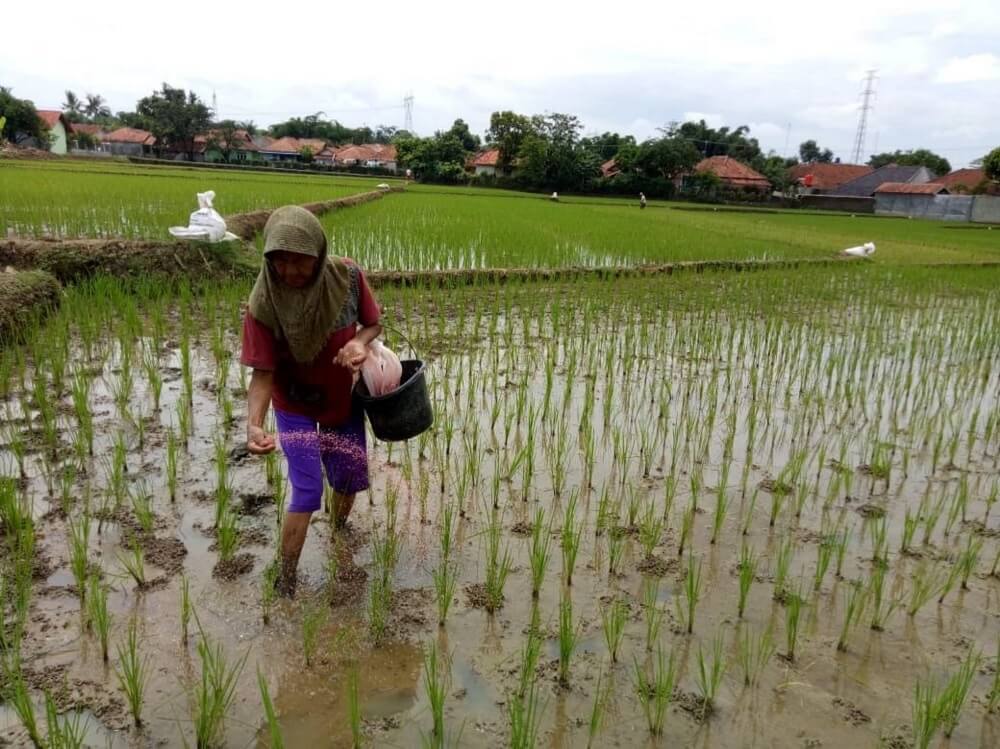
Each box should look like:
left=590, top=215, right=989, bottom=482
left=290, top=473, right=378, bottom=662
left=1, top=158, right=999, bottom=748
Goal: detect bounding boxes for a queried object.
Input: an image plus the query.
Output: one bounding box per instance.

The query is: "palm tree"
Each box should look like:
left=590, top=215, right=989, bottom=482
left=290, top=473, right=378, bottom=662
left=62, top=90, right=83, bottom=118
left=84, top=93, right=111, bottom=119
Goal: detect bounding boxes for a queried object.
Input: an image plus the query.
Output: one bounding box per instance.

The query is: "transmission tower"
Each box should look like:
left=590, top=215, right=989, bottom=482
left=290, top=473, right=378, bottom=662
left=851, top=70, right=877, bottom=164
left=403, top=93, right=414, bottom=133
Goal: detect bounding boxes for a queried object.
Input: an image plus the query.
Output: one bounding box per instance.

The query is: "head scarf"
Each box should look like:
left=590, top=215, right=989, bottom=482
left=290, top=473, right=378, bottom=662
left=247, top=205, right=350, bottom=363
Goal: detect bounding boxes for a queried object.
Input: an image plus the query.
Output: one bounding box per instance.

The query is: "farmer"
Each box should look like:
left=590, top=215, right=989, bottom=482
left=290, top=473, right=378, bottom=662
left=240, top=205, right=382, bottom=597
left=639, top=192, right=647, bottom=209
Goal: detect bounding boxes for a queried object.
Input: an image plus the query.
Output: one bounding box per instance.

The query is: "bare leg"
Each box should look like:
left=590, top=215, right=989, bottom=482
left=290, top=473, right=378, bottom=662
left=332, top=492, right=356, bottom=530
left=277, top=511, right=312, bottom=597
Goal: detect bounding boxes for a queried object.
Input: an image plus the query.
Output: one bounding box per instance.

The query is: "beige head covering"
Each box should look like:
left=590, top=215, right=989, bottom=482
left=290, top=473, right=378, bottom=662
left=247, top=205, right=350, bottom=363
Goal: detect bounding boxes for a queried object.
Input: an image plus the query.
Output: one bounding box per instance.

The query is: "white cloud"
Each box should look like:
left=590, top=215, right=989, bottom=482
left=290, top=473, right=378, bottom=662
left=683, top=112, right=724, bottom=128
left=934, top=53, right=1000, bottom=83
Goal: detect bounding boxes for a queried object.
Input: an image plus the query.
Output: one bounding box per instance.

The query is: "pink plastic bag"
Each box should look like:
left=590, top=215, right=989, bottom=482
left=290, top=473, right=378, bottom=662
left=361, top=340, right=402, bottom=397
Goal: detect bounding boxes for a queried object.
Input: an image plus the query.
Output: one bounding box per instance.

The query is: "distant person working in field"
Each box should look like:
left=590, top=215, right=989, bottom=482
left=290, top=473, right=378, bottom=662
left=639, top=192, right=647, bottom=209
left=240, top=205, right=382, bottom=597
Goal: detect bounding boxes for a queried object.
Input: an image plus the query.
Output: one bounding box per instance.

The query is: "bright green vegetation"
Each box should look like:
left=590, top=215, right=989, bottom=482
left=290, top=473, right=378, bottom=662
left=328, top=188, right=1000, bottom=269
left=0, top=159, right=397, bottom=239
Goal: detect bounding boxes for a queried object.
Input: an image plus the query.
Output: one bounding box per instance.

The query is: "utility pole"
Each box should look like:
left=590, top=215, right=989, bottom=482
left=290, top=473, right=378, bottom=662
left=851, top=70, right=877, bottom=164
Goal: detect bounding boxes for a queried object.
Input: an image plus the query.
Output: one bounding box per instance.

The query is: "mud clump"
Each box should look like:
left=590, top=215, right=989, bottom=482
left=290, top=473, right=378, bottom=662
left=0, top=269, right=61, bottom=342
left=855, top=503, right=886, bottom=519
left=832, top=697, right=871, bottom=725
left=464, top=583, right=498, bottom=611
left=141, top=535, right=187, bottom=576
left=213, top=552, right=255, bottom=580
left=510, top=520, right=533, bottom=536
left=637, top=554, right=677, bottom=576
left=240, top=491, right=273, bottom=516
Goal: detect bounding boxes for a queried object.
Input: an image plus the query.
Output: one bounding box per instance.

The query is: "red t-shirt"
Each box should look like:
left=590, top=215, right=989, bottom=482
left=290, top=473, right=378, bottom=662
left=240, top=259, right=381, bottom=426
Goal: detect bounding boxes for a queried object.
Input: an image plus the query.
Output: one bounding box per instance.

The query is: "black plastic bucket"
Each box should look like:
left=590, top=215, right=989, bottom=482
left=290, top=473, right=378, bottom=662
left=355, top=359, right=433, bottom=441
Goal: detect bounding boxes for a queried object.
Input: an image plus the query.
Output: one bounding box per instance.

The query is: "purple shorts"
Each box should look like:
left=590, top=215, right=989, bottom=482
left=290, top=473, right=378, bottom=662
left=276, top=404, right=370, bottom=513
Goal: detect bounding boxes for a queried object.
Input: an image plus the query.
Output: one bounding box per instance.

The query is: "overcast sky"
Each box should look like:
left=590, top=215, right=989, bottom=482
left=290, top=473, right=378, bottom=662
left=3, top=0, right=998, bottom=167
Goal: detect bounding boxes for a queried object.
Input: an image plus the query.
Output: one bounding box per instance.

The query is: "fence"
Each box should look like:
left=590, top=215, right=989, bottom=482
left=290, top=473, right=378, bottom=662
left=875, top=194, right=1000, bottom=224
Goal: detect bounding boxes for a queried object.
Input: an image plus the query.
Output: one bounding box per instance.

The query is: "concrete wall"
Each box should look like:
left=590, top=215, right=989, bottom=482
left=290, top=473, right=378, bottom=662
left=800, top=194, right=875, bottom=213
left=875, top=194, right=974, bottom=221
left=971, top=195, right=1000, bottom=224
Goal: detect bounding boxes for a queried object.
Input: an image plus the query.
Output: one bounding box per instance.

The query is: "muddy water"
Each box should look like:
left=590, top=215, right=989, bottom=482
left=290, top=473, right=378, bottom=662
left=2, top=281, right=1000, bottom=748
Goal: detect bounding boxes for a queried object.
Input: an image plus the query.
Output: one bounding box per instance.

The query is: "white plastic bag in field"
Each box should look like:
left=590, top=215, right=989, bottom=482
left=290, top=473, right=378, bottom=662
left=169, top=191, right=238, bottom=242
left=841, top=241, right=875, bottom=257
left=361, top=340, right=402, bottom=397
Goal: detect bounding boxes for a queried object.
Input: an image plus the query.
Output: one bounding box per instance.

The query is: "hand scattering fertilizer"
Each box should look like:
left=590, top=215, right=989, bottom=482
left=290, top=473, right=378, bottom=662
left=355, top=338, right=432, bottom=442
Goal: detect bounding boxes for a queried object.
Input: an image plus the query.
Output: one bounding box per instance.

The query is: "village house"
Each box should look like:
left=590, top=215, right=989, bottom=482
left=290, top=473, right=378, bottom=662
left=101, top=127, right=156, bottom=156
left=334, top=144, right=398, bottom=172
left=36, top=110, right=70, bottom=155
left=828, top=164, right=935, bottom=197
left=786, top=162, right=873, bottom=194
left=68, top=122, right=110, bottom=152
left=935, top=168, right=998, bottom=195
left=191, top=129, right=260, bottom=163
left=258, top=137, right=328, bottom=163
left=692, top=156, right=771, bottom=192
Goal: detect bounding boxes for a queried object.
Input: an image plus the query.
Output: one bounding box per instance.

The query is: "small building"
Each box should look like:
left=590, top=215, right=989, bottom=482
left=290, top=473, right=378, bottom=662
left=102, top=127, right=156, bottom=156
left=786, top=162, right=873, bottom=194
left=36, top=110, right=70, bottom=155
left=259, top=137, right=328, bottom=163
left=693, top=156, right=770, bottom=192
left=335, top=144, right=398, bottom=172
left=69, top=123, right=110, bottom=152
left=468, top=148, right=500, bottom=177
left=192, top=129, right=260, bottom=163
left=828, top=164, right=935, bottom=197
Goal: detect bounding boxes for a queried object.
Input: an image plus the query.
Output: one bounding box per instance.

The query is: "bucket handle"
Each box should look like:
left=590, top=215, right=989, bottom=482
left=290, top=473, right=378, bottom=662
left=380, top=320, right=420, bottom=359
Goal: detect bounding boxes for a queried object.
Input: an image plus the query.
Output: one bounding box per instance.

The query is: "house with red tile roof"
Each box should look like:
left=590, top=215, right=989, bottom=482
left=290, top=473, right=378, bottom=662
left=874, top=182, right=949, bottom=195
left=188, top=129, right=259, bottom=162
left=787, top=162, right=873, bottom=194
left=36, top=110, right=70, bottom=154
left=935, top=168, right=998, bottom=194
left=467, top=148, right=500, bottom=176
left=694, top=156, right=770, bottom=192
left=103, top=127, right=156, bottom=156
left=334, top=144, right=398, bottom=172
left=259, top=137, right=328, bottom=162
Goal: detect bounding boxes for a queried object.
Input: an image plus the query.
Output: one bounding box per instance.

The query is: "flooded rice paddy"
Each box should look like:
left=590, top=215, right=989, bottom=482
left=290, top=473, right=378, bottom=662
left=1, top=265, right=999, bottom=748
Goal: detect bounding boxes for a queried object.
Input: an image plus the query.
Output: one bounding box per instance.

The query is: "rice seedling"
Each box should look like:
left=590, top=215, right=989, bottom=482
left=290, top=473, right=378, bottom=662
left=901, top=505, right=919, bottom=554
left=180, top=573, right=192, bottom=643
left=784, top=582, right=805, bottom=662
left=529, top=507, right=552, bottom=598
left=507, top=679, right=544, bottom=749
left=741, top=488, right=758, bottom=536
left=643, top=579, right=665, bottom=651
left=957, top=534, right=983, bottom=590
left=67, top=511, right=91, bottom=602
left=608, top=525, right=626, bottom=576
left=907, top=563, right=946, bottom=617
left=633, top=643, right=679, bottom=735
left=870, top=516, right=889, bottom=567
left=558, top=591, right=580, bottom=686
left=422, top=639, right=449, bottom=745
left=130, top=481, right=155, bottom=536
left=813, top=534, right=834, bottom=591
left=516, top=623, right=543, bottom=700
left=166, top=427, right=179, bottom=501
left=694, top=632, right=728, bottom=717
left=677, top=500, right=696, bottom=559
left=600, top=596, right=628, bottom=662
left=939, top=648, right=980, bottom=738
left=678, top=553, right=703, bottom=635
left=586, top=669, right=610, bottom=749
left=772, top=535, right=794, bottom=601
left=87, top=571, right=111, bottom=662
left=118, top=539, right=147, bottom=588
left=833, top=523, right=851, bottom=578
left=987, top=636, right=1000, bottom=712
left=984, top=481, right=998, bottom=525
left=114, top=617, right=151, bottom=727
left=261, top=561, right=279, bottom=626
left=561, top=489, right=583, bottom=585
left=938, top=558, right=964, bottom=605
left=912, top=673, right=945, bottom=749
left=347, top=664, right=362, bottom=748
left=737, top=543, right=758, bottom=618
left=638, top=499, right=665, bottom=558
left=483, top=510, right=512, bottom=612
left=0, top=652, right=43, bottom=748
left=922, top=492, right=948, bottom=546
left=829, top=576, right=865, bottom=651
left=257, top=667, right=285, bottom=749
left=44, top=690, right=88, bottom=749
left=216, top=505, right=240, bottom=563
left=868, top=566, right=902, bottom=631
left=736, top=626, right=775, bottom=687
left=300, top=599, right=327, bottom=668
left=191, top=629, right=249, bottom=749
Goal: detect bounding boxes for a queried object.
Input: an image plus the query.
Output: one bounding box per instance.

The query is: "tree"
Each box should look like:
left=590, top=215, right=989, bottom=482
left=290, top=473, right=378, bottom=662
left=0, top=86, right=42, bottom=144
left=135, top=83, right=212, bottom=159
left=298, top=146, right=315, bottom=164
left=515, top=113, right=600, bottom=191
left=798, top=139, right=834, bottom=163
left=206, top=120, right=245, bottom=162
left=667, top=120, right=762, bottom=163
left=84, top=93, right=111, bottom=120
left=395, top=130, right=468, bottom=182
left=447, top=119, right=480, bottom=152
left=62, top=90, right=84, bottom=122
left=580, top=132, right=636, bottom=161
left=868, top=149, right=951, bottom=176
left=983, top=147, right=1000, bottom=182
left=486, top=111, right=534, bottom=173
left=622, top=135, right=701, bottom=180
